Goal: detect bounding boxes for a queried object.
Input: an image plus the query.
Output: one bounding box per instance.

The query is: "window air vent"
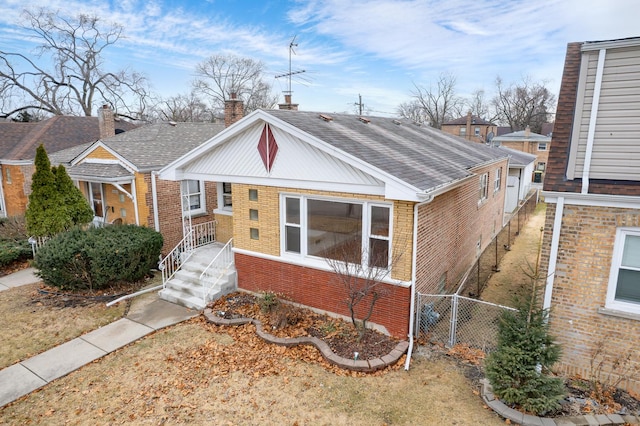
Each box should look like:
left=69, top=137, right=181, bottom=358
left=319, top=114, right=333, bottom=122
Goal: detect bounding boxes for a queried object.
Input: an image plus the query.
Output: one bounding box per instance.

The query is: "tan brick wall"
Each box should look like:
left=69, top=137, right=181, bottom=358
left=229, top=183, right=414, bottom=282
left=415, top=162, right=507, bottom=294
left=2, top=164, right=33, bottom=216
left=540, top=203, right=640, bottom=393
left=134, top=172, right=149, bottom=226
left=85, top=146, right=116, bottom=160
left=500, top=141, right=550, bottom=177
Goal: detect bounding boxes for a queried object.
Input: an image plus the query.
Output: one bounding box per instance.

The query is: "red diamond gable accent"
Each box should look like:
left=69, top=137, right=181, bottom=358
left=257, top=124, right=278, bottom=172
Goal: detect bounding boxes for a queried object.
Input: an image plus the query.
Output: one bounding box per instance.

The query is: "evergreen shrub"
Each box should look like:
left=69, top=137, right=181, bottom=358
left=0, top=240, right=32, bottom=267
left=34, top=225, right=163, bottom=291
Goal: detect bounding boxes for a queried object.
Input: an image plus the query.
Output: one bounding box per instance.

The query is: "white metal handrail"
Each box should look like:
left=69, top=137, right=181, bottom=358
left=199, top=238, right=234, bottom=304
left=160, top=229, right=194, bottom=286
left=159, top=221, right=217, bottom=286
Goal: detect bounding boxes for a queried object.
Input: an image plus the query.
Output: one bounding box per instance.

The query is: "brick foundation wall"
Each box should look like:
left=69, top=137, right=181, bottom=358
left=540, top=203, right=640, bottom=393
left=235, top=253, right=411, bottom=338
left=415, top=161, right=507, bottom=293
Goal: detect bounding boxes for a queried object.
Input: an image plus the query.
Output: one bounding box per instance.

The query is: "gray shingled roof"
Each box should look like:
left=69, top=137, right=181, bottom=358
left=263, top=110, right=508, bottom=193
left=100, top=122, right=225, bottom=171
left=50, top=122, right=225, bottom=172
left=492, top=129, right=550, bottom=142
left=495, top=146, right=537, bottom=167
left=67, top=163, right=134, bottom=181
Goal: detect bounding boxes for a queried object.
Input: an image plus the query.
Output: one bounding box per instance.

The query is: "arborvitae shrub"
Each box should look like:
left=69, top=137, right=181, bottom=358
left=34, top=225, right=163, bottom=291
left=0, top=240, right=32, bottom=267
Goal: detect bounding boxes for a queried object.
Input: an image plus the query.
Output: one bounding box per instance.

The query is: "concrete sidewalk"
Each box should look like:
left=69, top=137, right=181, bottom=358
left=0, top=267, right=41, bottom=291
left=0, top=291, right=199, bottom=407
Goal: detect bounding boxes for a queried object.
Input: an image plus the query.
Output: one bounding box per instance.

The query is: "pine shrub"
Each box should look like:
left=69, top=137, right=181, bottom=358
left=34, top=225, right=163, bottom=292
left=485, top=286, right=565, bottom=415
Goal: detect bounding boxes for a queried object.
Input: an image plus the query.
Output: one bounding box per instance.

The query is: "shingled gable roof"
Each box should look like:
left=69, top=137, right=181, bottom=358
left=495, top=146, right=537, bottom=167
left=162, top=109, right=509, bottom=199
left=492, top=129, right=550, bottom=143
left=52, top=121, right=226, bottom=173
left=0, top=115, right=137, bottom=162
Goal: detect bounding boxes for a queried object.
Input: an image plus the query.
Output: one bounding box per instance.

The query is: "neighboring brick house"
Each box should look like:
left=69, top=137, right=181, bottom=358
left=0, top=111, right=135, bottom=218
left=540, top=37, right=640, bottom=392
left=50, top=108, right=227, bottom=252
left=441, top=112, right=497, bottom=144
left=160, top=108, right=509, bottom=339
left=491, top=127, right=551, bottom=181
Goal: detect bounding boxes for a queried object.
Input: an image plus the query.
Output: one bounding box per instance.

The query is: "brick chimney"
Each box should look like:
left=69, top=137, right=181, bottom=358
left=224, top=93, right=244, bottom=127
left=278, top=94, right=299, bottom=111
left=98, top=104, right=115, bottom=139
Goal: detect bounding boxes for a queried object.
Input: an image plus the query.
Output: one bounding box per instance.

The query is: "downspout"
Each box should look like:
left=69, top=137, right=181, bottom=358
left=404, top=194, right=435, bottom=371
left=151, top=171, right=160, bottom=232
left=543, top=196, right=565, bottom=311
left=0, top=165, right=6, bottom=218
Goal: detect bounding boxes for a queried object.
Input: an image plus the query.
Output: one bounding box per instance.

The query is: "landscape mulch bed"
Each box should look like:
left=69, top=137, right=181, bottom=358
left=209, top=292, right=401, bottom=360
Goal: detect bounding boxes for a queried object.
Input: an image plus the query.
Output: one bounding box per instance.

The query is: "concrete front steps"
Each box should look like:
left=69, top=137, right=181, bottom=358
left=159, top=244, right=237, bottom=310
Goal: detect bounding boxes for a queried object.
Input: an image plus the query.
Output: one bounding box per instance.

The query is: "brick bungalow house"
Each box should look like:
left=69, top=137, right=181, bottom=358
left=491, top=127, right=551, bottom=181
left=540, top=37, right=640, bottom=392
left=49, top=106, right=227, bottom=252
left=0, top=111, right=135, bottom=218
left=160, top=107, right=509, bottom=339
left=441, top=112, right=498, bottom=144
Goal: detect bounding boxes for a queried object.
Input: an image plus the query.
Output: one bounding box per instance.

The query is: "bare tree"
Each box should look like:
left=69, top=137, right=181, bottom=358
left=0, top=9, right=150, bottom=120
left=154, top=92, right=215, bottom=122
left=410, top=72, right=464, bottom=129
left=491, top=76, right=556, bottom=133
left=325, top=239, right=404, bottom=340
left=466, top=89, right=497, bottom=122
left=192, top=54, right=278, bottom=116
left=396, top=100, right=426, bottom=124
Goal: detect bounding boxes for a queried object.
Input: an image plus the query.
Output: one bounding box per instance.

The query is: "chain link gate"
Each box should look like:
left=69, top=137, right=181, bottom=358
left=416, top=293, right=516, bottom=353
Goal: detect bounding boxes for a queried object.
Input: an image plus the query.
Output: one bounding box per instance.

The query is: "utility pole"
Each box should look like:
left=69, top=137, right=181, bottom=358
left=354, top=94, right=364, bottom=115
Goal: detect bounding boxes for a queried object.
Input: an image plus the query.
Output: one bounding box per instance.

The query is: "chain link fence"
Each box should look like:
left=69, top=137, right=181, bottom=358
left=417, top=293, right=516, bottom=353
left=458, top=190, right=539, bottom=297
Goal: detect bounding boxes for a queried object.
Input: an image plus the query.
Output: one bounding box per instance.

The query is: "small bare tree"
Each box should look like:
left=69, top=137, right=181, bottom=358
left=410, top=72, right=464, bottom=129
left=325, top=239, right=404, bottom=339
left=154, top=92, right=215, bottom=122
left=396, top=99, right=426, bottom=124
left=0, top=8, right=150, bottom=120
left=192, top=54, right=278, bottom=116
left=491, top=76, right=556, bottom=133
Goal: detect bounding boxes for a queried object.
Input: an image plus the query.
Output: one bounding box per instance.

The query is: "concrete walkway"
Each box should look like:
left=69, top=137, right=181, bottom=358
left=0, top=271, right=199, bottom=407
left=0, top=267, right=40, bottom=291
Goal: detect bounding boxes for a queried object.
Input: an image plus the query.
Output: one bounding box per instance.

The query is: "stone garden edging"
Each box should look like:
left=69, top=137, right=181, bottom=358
left=203, top=308, right=408, bottom=372
left=480, top=378, right=640, bottom=426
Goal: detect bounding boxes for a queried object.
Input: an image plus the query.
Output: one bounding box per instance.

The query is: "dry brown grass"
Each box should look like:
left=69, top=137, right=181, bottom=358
left=1, top=318, right=503, bottom=425
left=0, top=283, right=126, bottom=369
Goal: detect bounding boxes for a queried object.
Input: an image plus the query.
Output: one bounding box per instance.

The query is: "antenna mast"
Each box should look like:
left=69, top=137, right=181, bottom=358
left=275, top=35, right=306, bottom=96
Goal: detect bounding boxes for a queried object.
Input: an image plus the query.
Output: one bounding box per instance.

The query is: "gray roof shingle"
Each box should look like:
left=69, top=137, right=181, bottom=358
left=263, top=110, right=508, bottom=192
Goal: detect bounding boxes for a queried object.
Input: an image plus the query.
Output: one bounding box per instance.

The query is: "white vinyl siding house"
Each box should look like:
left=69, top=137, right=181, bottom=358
left=567, top=40, right=640, bottom=181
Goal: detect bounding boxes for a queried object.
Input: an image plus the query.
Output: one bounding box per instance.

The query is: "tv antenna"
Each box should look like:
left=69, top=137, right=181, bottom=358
left=275, top=35, right=306, bottom=95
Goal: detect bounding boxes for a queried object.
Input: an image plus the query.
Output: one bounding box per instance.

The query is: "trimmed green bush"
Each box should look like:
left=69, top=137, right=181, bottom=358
left=34, top=225, right=163, bottom=292
left=0, top=240, right=32, bottom=268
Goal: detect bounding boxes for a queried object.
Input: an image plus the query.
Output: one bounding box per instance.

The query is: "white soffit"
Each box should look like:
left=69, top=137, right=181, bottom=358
left=182, top=121, right=385, bottom=192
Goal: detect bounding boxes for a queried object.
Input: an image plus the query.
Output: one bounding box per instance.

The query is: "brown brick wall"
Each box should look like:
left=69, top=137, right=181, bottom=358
left=154, top=178, right=217, bottom=253
left=415, top=161, right=507, bottom=294
left=235, top=253, right=411, bottom=338
left=544, top=42, right=640, bottom=197
left=540, top=203, right=640, bottom=392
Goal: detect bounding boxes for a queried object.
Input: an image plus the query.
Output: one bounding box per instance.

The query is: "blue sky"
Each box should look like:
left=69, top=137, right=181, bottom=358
left=1, top=0, right=639, bottom=117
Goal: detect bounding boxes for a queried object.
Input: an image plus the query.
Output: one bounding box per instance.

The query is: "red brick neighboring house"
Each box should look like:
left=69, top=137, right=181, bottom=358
left=540, top=37, right=640, bottom=392
left=160, top=108, right=509, bottom=340
left=441, top=112, right=497, bottom=144
left=0, top=112, right=135, bottom=218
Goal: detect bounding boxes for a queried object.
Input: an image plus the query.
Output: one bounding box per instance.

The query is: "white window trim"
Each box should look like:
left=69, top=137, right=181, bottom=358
left=478, top=173, right=489, bottom=204
left=538, top=142, right=548, bottom=151
left=279, top=193, right=394, bottom=272
left=182, top=180, right=206, bottom=217
left=605, top=227, right=640, bottom=314
left=494, top=168, right=502, bottom=193
left=214, top=182, right=232, bottom=216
